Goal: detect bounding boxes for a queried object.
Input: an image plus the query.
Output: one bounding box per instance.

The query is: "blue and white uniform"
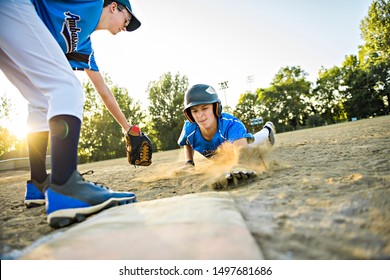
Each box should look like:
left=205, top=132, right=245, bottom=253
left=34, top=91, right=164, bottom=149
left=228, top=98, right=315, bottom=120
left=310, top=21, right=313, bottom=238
left=1, top=0, right=114, bottom=132
left=32, top=0, right=102, bottom=71
left=0, top=0, right=84, bottom=133
left=178, top=113, right=254, bottom=158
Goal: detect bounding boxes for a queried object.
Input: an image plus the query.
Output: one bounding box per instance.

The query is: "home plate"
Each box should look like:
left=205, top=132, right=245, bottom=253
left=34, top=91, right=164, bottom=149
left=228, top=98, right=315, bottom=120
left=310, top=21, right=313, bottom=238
left=21, top=192, right=263, bottom=260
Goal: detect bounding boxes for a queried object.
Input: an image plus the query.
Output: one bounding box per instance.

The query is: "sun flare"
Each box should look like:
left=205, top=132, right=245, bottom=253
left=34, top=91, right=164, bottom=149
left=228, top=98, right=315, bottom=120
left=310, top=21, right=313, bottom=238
left=3, top=117, right=30, bottom=140
left=10, top=124, right=29, bottom=140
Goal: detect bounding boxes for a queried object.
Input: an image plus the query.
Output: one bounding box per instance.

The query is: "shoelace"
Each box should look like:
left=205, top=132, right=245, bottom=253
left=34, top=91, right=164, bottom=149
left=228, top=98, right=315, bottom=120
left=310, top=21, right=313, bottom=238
left=80, top=170, right=109, bottom=190
left=80, top=170, right=94, bottom=176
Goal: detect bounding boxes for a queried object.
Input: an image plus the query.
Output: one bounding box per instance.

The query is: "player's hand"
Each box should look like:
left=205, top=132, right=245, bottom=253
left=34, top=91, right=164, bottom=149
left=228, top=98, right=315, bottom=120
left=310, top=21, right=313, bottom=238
left=179, top=160, right=195, bottom=171
left=210, top=168, right=257, bottom=190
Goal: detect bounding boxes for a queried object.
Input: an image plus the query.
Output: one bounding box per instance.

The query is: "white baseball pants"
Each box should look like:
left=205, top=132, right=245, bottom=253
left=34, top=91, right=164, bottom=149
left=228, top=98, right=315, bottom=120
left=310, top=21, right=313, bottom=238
left=0, top=0, right=84, bottom=133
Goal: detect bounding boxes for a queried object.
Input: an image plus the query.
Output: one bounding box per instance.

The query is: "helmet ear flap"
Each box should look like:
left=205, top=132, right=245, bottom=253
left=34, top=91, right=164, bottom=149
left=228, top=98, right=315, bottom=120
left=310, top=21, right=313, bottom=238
left=184, top=109, right=195, bottom=123
left=213, top=102, right=222, bottom=118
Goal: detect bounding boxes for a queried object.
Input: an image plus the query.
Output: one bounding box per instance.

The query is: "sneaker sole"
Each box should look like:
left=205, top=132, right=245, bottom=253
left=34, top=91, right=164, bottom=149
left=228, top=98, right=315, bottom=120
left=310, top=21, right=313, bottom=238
left=47, top=196, right=136, bottom=229
left=265, top=122, right=276, bottom=145
left=24, top=199, right=45, bottom=208
left=269, top=131, right=275, bottom=145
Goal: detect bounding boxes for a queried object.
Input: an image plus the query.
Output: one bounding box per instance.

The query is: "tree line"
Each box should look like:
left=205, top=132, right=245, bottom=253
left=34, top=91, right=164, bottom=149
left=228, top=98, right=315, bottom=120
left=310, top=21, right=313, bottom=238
left=1, top=0, right=389, bottom=162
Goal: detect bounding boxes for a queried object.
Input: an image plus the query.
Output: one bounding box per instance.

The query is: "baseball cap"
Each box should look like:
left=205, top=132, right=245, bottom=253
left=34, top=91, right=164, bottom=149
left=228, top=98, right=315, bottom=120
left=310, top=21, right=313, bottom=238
left=116, top=0, right=141, bottom=31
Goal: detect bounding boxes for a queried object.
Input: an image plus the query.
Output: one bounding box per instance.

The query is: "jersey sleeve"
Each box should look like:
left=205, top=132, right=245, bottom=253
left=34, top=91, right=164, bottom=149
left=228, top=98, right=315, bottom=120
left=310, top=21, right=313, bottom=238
left=177, top=121, right=195, bottom=146
left=225, top=117, right=254, bottom=143
left=177, top=126, right=186, bottom=146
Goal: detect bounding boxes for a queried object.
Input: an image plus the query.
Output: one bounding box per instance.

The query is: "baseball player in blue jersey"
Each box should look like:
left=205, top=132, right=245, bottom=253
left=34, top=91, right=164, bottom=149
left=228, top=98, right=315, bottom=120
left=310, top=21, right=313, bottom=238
left=0, top=0, right=143, bottom=228
left=178, top=84, right=276, bottom=169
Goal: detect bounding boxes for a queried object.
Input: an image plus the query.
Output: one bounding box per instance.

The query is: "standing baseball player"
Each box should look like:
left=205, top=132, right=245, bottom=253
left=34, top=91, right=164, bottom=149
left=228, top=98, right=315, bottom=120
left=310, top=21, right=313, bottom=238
left=177, top=84, right=276, bottom=169
left=0, top=0, right=150, bottom=228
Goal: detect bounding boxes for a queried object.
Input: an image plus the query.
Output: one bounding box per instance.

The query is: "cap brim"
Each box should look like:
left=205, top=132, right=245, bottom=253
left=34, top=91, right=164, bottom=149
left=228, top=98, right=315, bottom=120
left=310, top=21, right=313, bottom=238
left=126, top=10, right=141, bottom=32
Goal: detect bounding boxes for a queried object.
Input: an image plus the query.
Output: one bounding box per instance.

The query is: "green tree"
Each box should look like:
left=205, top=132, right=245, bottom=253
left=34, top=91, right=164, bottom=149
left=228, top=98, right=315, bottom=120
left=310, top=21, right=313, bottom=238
left=79, top=74, right=146, bottom=163
left=339, top=55, right=388, bottom=119
left=260, top=66, right=312, bottom=131
left=233, top=91, right=259, bottom=133
left=0, top=95, right=18, bottom=157
left=312, top=66, right=347, bottom=124
left=359, top=0, right=390, bottom=65
left=146, top=72, right=188, bottom=151
left=358, top=0, right=390, bottom=115
left=367, top=60, right=390, bottom=115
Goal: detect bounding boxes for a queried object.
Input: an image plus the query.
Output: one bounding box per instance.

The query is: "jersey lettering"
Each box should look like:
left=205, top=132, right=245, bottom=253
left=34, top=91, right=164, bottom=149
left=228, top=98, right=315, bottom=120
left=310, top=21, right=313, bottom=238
left=61, top=11, right=81, bottom=53
left=202, top=150, right=216, bottom=158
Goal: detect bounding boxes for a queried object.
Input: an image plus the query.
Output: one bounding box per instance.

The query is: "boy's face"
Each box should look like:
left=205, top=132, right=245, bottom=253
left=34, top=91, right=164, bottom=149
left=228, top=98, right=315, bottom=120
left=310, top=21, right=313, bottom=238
left=190, top=103, right=216, bottom=129
left=109, top=3, right=132, bottom=34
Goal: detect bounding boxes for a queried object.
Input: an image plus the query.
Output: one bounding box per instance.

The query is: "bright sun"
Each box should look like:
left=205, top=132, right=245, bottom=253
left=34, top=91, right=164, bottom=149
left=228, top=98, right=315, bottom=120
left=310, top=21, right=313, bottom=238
left=6, top=117, right=30, bottom=139
left=1, top=71, right=88, bottom=141
left=1, top=106, right=30, bottom=140
left=1, top=75, right=31, bottom=139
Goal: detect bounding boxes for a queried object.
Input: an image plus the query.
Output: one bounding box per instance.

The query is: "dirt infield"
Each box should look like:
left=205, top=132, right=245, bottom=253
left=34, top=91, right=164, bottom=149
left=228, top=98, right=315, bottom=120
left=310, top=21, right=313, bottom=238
left=1, top=115, right=389, bottom=259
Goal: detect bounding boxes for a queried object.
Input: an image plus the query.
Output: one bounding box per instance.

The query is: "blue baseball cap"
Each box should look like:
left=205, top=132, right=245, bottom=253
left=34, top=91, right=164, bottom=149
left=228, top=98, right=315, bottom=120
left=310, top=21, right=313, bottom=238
left=116, top=0, right=141, bottom=32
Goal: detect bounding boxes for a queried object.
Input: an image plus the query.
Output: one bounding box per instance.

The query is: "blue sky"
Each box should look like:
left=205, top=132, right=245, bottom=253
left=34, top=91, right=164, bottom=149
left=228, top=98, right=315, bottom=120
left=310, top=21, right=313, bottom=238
left=1, top=0, right=372, bottom=136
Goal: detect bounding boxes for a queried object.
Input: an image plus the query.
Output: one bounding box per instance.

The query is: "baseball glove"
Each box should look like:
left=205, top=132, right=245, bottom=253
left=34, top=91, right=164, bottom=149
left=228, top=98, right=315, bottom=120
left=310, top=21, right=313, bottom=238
left=125, top=125, right=153, bottom=166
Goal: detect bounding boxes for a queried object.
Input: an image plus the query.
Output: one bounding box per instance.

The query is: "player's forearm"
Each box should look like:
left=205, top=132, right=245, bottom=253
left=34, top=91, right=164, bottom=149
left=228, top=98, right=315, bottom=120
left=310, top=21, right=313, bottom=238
left=178, top=145, right=195, bottom=169
left=232, top=138, right=249, bottom=147
left=99, top=89, right=131, bottom=132
left=86, top=70, right=131, bottom=132
left=184, top=145, right=194, bottom=161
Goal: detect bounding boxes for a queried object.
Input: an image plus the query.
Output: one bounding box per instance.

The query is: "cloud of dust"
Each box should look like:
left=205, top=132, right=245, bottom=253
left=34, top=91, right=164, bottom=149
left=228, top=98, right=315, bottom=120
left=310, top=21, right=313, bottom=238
left=195, top=141, right=274, bottom=180
left=134, top=141, right=280, bottom=186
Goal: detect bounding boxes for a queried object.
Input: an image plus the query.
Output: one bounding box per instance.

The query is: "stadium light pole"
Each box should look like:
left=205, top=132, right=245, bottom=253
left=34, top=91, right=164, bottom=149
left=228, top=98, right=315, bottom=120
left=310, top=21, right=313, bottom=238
left=246, top=75, right=254, bottom=93
left=218, top=81, right=229, bottom=106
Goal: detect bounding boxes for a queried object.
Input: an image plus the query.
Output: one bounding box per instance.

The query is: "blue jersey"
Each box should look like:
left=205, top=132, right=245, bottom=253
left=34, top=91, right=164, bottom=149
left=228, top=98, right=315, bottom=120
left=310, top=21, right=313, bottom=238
left=177, top=113, right=254, bottom=158
left=32, top=0, right=102, bottom=71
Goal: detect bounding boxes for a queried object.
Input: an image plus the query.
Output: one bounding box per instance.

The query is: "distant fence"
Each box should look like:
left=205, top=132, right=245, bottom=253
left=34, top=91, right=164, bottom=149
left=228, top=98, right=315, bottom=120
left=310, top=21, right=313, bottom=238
left=0, top=156, right=51, bottom=171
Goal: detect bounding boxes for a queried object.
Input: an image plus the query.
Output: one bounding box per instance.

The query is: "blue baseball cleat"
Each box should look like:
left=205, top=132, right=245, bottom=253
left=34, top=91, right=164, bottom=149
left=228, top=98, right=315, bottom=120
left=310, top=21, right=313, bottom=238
left=46, top=170, right=136, bottom=228
left=24, top=175, right=50, bottom=208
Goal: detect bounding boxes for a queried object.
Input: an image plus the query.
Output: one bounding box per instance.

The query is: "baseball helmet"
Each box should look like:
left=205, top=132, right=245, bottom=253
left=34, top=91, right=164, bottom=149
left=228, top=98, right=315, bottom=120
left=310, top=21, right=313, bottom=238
left=184, top=84, right=222, bottom=123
